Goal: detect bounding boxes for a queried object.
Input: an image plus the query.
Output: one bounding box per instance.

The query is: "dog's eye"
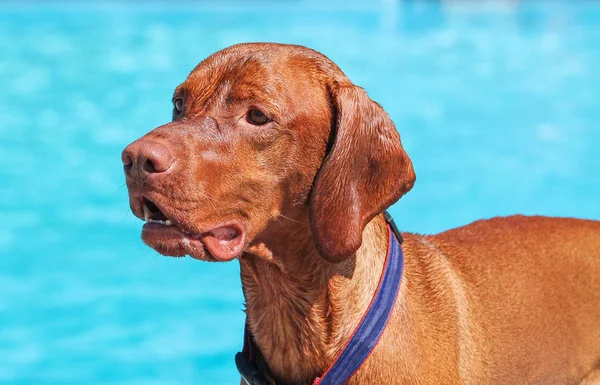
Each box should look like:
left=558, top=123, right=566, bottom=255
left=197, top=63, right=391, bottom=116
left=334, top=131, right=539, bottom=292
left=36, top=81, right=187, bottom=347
left=247, top=109, right=270, bottom=125
left=173, top=98, right=184, bottom=117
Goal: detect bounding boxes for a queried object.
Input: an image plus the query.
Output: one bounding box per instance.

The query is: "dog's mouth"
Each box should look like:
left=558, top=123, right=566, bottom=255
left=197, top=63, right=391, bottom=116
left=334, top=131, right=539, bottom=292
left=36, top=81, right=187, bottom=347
left=137, top=197, right=246, bottom=262
left=142, top=198, right=173, bottom=225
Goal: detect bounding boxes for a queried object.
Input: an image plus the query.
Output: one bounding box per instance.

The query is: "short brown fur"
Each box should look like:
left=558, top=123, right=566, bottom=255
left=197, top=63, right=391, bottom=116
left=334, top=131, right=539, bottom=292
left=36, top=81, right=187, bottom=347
left=123, top=43, right=600, bottom=384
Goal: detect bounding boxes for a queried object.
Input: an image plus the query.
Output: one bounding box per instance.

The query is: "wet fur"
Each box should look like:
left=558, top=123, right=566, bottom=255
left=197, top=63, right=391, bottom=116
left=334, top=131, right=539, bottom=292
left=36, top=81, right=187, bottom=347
left=123, top=43, right=600, bottom=384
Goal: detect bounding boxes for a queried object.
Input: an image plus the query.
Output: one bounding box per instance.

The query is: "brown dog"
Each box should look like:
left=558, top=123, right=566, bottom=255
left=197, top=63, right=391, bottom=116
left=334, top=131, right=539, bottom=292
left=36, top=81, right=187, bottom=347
left=122, top=43, right=600, bottom=384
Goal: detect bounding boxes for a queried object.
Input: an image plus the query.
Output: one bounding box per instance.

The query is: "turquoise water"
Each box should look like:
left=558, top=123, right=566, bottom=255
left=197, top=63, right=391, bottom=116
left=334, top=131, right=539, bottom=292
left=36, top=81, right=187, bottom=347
left=1, top=1, right=599, bottom=383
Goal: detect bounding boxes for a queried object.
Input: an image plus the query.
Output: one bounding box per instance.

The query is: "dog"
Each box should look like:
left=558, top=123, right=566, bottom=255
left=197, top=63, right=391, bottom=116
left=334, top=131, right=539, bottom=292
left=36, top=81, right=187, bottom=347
left=122, top=43, right=600, bottom=384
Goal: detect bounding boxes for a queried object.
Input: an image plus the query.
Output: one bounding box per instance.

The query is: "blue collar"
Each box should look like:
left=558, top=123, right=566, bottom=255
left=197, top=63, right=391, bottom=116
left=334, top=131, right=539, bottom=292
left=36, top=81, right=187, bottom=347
left=236, top=211, right=405, bottom=385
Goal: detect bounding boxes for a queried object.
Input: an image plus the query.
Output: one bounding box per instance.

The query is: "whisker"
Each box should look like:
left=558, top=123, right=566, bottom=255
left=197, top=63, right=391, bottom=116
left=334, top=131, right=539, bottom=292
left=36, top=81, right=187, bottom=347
left=122, top=209, right=133, bottom=221
left=111, top=183, right=126, bottom=196
left=276, top=215, right=290, bottom=231
left=201, top=190, right=221, bottom=204
left=278, top=213, right=307, bottom=225
left=145, top=250, right=159, bottom=263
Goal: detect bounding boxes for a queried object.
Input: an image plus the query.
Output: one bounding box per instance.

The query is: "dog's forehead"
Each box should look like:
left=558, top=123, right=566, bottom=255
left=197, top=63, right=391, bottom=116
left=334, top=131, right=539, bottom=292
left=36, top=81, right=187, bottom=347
left=178, top=44, right=339, bottom=115
left=193, top=43, right=334, bottom=75
left=179, top=63, right=281, bottom=116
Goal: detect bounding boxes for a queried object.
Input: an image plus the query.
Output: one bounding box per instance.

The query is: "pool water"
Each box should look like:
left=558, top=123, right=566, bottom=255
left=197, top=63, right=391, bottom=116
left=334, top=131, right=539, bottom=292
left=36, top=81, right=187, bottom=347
left=1, top=1, right=599, bottom=383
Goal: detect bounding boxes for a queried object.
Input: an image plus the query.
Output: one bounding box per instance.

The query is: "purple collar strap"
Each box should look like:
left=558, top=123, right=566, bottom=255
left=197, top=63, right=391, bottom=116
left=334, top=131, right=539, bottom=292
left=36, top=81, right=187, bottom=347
left=236, top=211, right=405, bottom=385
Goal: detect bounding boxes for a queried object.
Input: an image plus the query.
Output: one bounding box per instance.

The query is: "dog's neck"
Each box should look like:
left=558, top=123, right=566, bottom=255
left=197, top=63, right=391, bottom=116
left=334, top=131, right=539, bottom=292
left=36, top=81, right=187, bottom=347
left=239, top=214, right=389, bottom=384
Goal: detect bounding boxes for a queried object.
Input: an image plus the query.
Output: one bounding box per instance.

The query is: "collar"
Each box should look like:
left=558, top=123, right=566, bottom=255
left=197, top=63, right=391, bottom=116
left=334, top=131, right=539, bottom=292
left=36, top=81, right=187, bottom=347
left=236, top=211, right=405, bottom=385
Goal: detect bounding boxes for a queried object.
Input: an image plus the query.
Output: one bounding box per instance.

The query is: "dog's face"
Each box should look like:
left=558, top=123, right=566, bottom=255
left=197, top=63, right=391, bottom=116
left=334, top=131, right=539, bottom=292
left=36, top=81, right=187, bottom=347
left=122, top=43, right=415, bottom=263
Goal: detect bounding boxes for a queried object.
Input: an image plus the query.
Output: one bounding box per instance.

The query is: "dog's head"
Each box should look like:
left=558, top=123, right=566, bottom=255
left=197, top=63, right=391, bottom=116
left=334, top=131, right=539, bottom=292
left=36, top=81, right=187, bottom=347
left=122, top=43, right=415, bottom=263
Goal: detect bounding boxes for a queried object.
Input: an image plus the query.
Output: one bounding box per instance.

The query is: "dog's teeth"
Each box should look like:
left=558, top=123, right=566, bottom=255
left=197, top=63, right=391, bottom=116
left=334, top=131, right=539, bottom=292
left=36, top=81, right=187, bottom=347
left=147, top=218, right=173, bottom=226
left=143, top=204, right=151, bottom=222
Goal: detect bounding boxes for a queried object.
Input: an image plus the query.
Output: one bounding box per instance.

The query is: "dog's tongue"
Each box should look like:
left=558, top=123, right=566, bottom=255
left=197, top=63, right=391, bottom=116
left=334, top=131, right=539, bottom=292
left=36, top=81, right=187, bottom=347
left=201, top=226, right=244, bottom=261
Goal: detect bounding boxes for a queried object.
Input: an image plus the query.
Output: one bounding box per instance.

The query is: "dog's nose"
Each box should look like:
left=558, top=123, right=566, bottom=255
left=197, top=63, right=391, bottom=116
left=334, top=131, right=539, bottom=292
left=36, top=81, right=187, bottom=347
left=122, top=140, right=173, bottom=178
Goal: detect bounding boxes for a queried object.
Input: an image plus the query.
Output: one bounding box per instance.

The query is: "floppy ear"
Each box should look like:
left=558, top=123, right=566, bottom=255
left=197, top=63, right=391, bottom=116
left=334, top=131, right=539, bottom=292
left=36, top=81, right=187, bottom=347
left=310, top=84, right=416, bottom=263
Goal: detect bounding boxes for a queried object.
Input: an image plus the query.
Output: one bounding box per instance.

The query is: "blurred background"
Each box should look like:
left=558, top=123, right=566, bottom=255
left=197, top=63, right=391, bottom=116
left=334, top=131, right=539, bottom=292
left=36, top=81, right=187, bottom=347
left=1, top=0, right=599, bottom=383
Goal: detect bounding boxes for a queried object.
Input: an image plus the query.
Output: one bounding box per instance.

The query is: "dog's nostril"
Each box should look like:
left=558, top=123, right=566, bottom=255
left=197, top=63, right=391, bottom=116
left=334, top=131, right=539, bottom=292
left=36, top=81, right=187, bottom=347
left=143, top=159, right=157, bottom=174
left=139, top=142, right=173, bottom=174
left=121, top=152, right=133, bottom=167
left=121, top=150, right=135, bottom=176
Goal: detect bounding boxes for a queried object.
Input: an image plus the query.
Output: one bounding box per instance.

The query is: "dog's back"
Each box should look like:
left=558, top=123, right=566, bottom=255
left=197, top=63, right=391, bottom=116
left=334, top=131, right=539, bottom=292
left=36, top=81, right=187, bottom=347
left=432, top=216, right=600, bottom=383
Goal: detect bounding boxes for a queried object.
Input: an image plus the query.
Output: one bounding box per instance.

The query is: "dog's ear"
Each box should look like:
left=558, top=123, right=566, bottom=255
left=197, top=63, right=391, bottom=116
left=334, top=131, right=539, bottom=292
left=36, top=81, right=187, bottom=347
left=310, top=84, right=415, bottom=263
